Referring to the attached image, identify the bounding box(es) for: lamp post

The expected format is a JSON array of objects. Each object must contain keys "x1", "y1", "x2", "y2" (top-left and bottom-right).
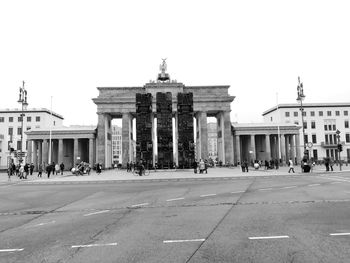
[
  {"x1": 296, "y1": 76, "x2": 307, "y2": 158},
  {"x1": 17, "y1": 81, "x2": 28, "y2": 164},
  {"x1": 336, "y1": 129, "x2": 342, "y2": 171}
]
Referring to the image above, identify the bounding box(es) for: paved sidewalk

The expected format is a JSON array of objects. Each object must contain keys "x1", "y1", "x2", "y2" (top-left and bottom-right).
[{"x1": 1, "y1": 164, "x2": 350, "y2": 184}]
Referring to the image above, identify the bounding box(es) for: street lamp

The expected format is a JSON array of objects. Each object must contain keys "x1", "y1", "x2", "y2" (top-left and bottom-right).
[
  {"x1": 296, "y1": 76, "x2": 307, "y2": 158},
  {"x1": 336, "y1": 129, "x2": 342, "y2": 171},
  {"x1": 18, "y1": 81, "x2": 28, "y2": 163}
]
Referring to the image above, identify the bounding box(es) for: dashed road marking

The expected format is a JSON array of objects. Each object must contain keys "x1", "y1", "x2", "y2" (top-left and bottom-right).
[
  {"x1": 259, "y1": 188, "x2": 273, "y2": 191},
  {"x1": 131, "y1": 203, "x2": 149, "y2": 207},
  {"x1": 331, "y1": 182, "x2": 342, "y2": 184},
  {"x1": 27, "y1": 221, "x2": 56, "y2": 228},
  {"x1": 200, "y1": 194, "x2": 217, "y2": 197},
  {"x1": 330, "y1": 233, "x2": 350, "y2": 236},
  {"x1": 307, "y1": 184, "x2": 320, "y2": 187},
  {"x1": 84, "y1": 210, "x2": 110, "y2": 217},
  {"x1": 163, "y1": 239, "x2": 205, "y2": 243},
  {"x1": 166, "y1": 198, "x2": 185, "y2": 202},
  {"x1": 231, "y1": 191, "x2": 245, "y2": 194},
  {"x1": 281, "y1": 186, "x2": 297, "y2": 189},
  {"x1": 249, "y1": 235, "x2": 289, "y2": 240},
  {"x1": 0, "y1": 248, "x2": 24, "y2": 252},
  {"x1": 71, "y1": 243, "x2": 118, "y2": 248}
]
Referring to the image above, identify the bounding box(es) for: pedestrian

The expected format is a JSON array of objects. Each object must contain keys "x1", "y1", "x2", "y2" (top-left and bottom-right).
[
  {"x1": 288, "y1": 159, "x2": 295, "y2": 173},
  {"x1": 199, "y1": 159, "x2": 205, "y2": 173},
  {"x1": 24, "y1": 163, "x2": 29, "y2": 179},
  {"x1": 38, "y1": 163, "x2": 43, "y2": 177},
  {"x1": 126, "y1": 162, "x2": 130, "y2": 172},
  {"x1": 46, "y1": 163, "x2": 52, "y2": 178},
  {"x1": 193, "y1": 160, "x2": 198, "y2": 174},
  {"x1": 60, "y1": 162, "x2": 65, "y2": 175},
  {"x1": 96, "y1": 163, "x2": 101, "y2": 174},
  {"x1": 324, "y1": 157, "x2": 330, "y2": 171},
  {"x1": 30, "y1": 163, "x2": 34, "y2": 175},
  {"x1": 19, "y1": 164, "x2": 24, "y2": 179},
  {"x1": 55, "y1": 163, "x2": 60, "y2": 175},
  {"x1": 204, "y1": 160, "x2": 208, "y2": 174},
  {"x1": 244, "y1": 160, "x2": 249, "y2": 172},
  {"x1": 330, "y1": 158, "x2": 334, "y2": 171}
]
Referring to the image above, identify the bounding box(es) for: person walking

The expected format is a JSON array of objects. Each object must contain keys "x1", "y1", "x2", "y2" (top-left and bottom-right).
[
  {"x1": 60, "y1": 162, "x2": 65, "y2": 175},
  {"x1": 38, "y1": 163, "x2": 43, "y2": 178},
  {"x1": 46, "y1": 163, "x2": 52, "y2": 178},
  {"x1": 288, "y1": 159, "x2": 295, "y2": 173},
  {"x1": 55, "y1": 163, "x2": 60, "y2": 175},
  {"x1": 30, "y1": 163, "x2": 34, "y2": 175},
  {"x1": 199, "y1": 159, "x2": 205, "y2": 174}
]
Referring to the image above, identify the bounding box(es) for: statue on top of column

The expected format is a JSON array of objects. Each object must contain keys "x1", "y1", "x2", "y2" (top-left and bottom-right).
[{"x1": 157, "y1": 58, "x2": 170, "y2": 82}]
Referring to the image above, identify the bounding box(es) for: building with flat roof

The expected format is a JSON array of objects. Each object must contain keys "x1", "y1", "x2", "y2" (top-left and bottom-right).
[
  {"x1": 0, "y1": 108, "x2": 64, "y2": 169},
  {"x1": 263, "y1": 103, "x2": 350, "y2": 161}
]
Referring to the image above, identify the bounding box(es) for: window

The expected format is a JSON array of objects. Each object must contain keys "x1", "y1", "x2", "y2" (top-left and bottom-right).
[
  {"x1": 328, "y1": 124, "x2": 332, "y2": 131},
  {"x1": 310, "y1": 111, "x2": 315, "y2": 117},
  {"x1": 303, "y1": 122, "x2": 307, "y2": 129},
  {"x1": 333, "y1": 124, "x2": 336, "y2": 130},
  {"x1": 302, "y1": 111, "x2": 306, "y2": 117},
  {"x1": 0, "y1": 117, "x2": 4, "y2": 122},
  {"x1": 27, "y1": 116, "x2": 31, "y2": 122},
  {"x1": 36, "y1": 116, "x2": 40, "y2": 122},
  {"x1": 285, "y1": 112, "x2": 290, "y2": 117},
  {"x1": 270, "y1": 117, "x2": 273, "y2": 122},
  {"x1": 324, "y1": 125, "x2": 328, "y2": 131},
  {"x1": 304, "y1": 134, "x2": 308, "y2": 144},
  {"x1": 325, "y1": 134, "x2": 328, "y2": 144},
  {"x1": 346, "y1": 134, "x2": 350, "y2": 143},
  {"x1": 327, "y1": 111, "x2": 332, "y2": 116},
  {"x1": 9, "y1": 117, "x2": 13, "y2": 122},
  {"x1": 345, "y1": 120, "x2": 349, "y2": 128},
  {"x1": 344, "y1": 110, "x2": 348, "y2": 116},
  {"x1": 312, "y1": 134, "x2": 317, "y2": 143},
  {"x1": 17, "y1": 140, "x2": 22, "y2": 151},
  {"x1": 313, "y1": 149, "x2": 318, "y2": 160},
  {"x1": 319, "y1": 111, "x2": 323, "y2": 116},
  {"x1": 18, "y1": 116, "x2": 23, "y2": 122},
  {"x1": 17, "y1": 127, "x2": 22, "y2": 135},
  {"x1": 311, "y1": 121, "x2": 316, "y2": 129},
  {"x1": 294, "y1": 112, "x2": 298, "y2": 117},
  {"x1": 8, "y1": 127, "x2": 13, "y2": 135},
  {"x1": 336, "y1": 111, "x2": 340, "y2": 116}
]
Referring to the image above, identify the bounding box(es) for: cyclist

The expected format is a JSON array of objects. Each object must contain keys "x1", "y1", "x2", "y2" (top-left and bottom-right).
[{"x1": 138, "y1": 160, "x2": 145, "y2": 176}]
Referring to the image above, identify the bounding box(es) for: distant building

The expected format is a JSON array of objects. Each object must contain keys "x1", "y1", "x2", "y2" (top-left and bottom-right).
[
  {"x1": 263, "y1": 103, "x2": 350, "y2": 161},
  {"x1": 112, "y1": 125, "x2": 122, "y2": 165},
  {"x1": 0, "y1": 108, "x2": 63, "y2": 169},
  {"x1": 207, "y1": 122, "x2": 217, "y2": 161}
]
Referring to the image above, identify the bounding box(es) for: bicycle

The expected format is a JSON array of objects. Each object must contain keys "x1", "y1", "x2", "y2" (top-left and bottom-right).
[{"x1": 132, "y1": 168, "x2": 150, "y2": 176}]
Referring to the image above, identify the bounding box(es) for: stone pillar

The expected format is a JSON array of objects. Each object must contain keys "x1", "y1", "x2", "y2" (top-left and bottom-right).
[
  {"x1": 152, "y1": 114, "x2": 156, "y2": 167},
  {"x1": 122, "y1": 113, "x2": 132, "y2": 168},
  {"x1": 33, "y1": 140, "x2": 38, "y2": 170},
  {"x1": 216, "y1": 112, "x2": 224, "y2": 164},
  {"x1": 96, "y1": 113, "x2": 106, "y2": 167},
  {"x1": 38, "y1": 140, "x2": 42, "y2": 166},
  {"x1": 250, "y1": 135, "x2": 256, "y2": 162},
  {"x1": 174, "y1": 113, "x2": 179, "y2": 166},
  {"x1": 290, "y1": 135, "x2": 295, "y2": 162},
  {"x1": 89, "y1": 138, "x2": 94, "y2": 165},
  {"x1": 58, "y1": 139, "x2": 63, "y2": 165},
  {"x1": 196, "y1": 111, "x2": 208, "y2": 160},
  {"x1": 280, "y1": 134, "x2": 286, "y2": 164},
  {"x1": 129, "y1": 116, "x2": 133, "y2": 163},
  {"x1": 235, "y1": 135, "x2": 241, "y2": 164},
  {"x1": 73, "y1": 138, "x2": 79, "y2": 165},
  {"x1": 223, "y1": 111, "x2": 234, "y2": 164},
  {"x1": 295, "y1": 134, "x2": 301, "y2": 163},
  {"x1": 27, "y1": 140, "x2": 32, "y2": 163},
  {"x1": 42, "y1": 139, "x2": 49, "y2": 166},
  {"x1": 265, "y1": 134, "x2": 271, "y2": 161}
]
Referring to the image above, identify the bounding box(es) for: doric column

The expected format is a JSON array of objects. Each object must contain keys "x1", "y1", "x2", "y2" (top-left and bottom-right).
[
  {"x1": 216, "y1": 112, "x2": 224, "y2": 164},
  {"x1": 96, "y1": 113, "x2": 106, "y2": 167},
  {"x1": 152, "y1": 114, "x2": 156, "y2": 167},
  {"x1": 33, "y1": 140, "x2": 38, "y2": 170},
  {"x1": 265, "y1": 134, "x2": 271, "y2": 161},
  {"x1": 250, "y1": 134, "x2": 256, "y2": 162},
  {"x1": 223, "y1": 111, "x2": 234, "y2": 164},
  {"x1": 295, "y1": 134, "x2": 301, "y2": 163},
  {"x1": 89, "y1": 138, "x2": 94, "y2": 165},
  {"x1": 280, "y1": 134, "x2": 286, "y2": 164},
  {"x1": 42, "y1": 139, "x2": 48, "y2": 166},
  {"x1": 122, "y1": 113, "x2": 132, "y2": 168},
  {"x1": 235, "y1": 135, "x2": 241, "y2": 164},
  {"x1": 196, "y1": 111, "x2": 208, "y2": 160},
  {"x1": 38, "y1": 140, "x2": 42, "y2": 166},
  {"x1": 58, "y1": 139, "x2": 63, "y2": 165},
  {"x1": 290, "y1": 135, "x2": 295, "y2": 162},
  {"x1": 73, "y1": 138, "x2": 79, "y2": 165},
  {"x1": 27, "y1": 140, "x2": 32, "y2": 164},
  {"x1": 174, "y1": 113, "x2": 179, "y2": 166}
]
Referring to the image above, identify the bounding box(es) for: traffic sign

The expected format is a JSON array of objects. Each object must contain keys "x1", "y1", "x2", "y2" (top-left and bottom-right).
[{"x1": 307, "y1": 142, "x2": 313, "y2": 148}]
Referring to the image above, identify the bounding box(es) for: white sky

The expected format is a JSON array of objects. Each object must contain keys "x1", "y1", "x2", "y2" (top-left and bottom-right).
[{"x1": 1, "y1": 0, "x2": 350, "y2": 126}]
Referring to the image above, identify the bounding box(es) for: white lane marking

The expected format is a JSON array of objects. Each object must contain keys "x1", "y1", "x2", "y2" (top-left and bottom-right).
[
  {"x1": 84, "y1": 210, "x2": 110, "y2": 217},
  {"x1": 330, "y1": 233, "x2": 350, "y2": 236},
  {"x1": 331, "y1": 182, "x2": 342, "y2": 184},
  {"x1": 231, "y1": 191, "x2": 245, "y2": 194},
  {"x1": 0, "y1": 248, "x2": 24, "y2": 252},
  {"x1": 131, "y1": 203, "x2": 149, "y2": 207},
  {"x1": 163, "y1": 239, "x2": 205, "y2": 243},
  {"x1": 307, "y1": 184, "x2": 320, "y2": 187},
  {"x1": 166, "y1": 198, "x2": 185, "y2": 202},
  {"x1": 72, "y1": 242, "x2": 118, "y2": 248},
  {"x1": 249, "y1": 235, "x2": 289, "y2": 240},
  {"x1": 259, "y1": 188, "x2": 273, "y2": 191},
  {"x1": 281, "y1": 186, "x2": 297, "y2": 189},
  {"x1": 28, "y1": 221, "x2": 56, "y2": 228},
  {"x1": 200, "y1": 194, "x2": 216, "y2": 197}
]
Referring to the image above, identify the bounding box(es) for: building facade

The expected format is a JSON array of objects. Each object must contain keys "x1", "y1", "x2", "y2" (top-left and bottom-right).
[
  {"x1": 0, "y1": 108, "x2": 63, "y2": 169},
  {"x1": 207, "y1": 122, "x2": 217, "y2": 161},
  {"x1": 263, "y1": 103, "x2": 350, "y2": 161},
  {"x1": 112, "y1": 125, "x2": 122, "y2": 165}
]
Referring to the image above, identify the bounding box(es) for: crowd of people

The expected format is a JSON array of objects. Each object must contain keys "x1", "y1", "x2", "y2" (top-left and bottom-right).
[{"x1": 7, "y1": 161, "x2": 65, "y2": 180}]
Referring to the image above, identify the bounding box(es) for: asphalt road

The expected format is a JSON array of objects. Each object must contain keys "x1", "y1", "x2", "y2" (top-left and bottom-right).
[{"x1": 1, "y1": 173, "x2": 350, "y2": 263}]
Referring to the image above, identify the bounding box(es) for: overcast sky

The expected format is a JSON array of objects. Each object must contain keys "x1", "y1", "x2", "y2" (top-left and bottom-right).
[{"x1": 1, "y1": 0, "x2": 349, "y2": 126}]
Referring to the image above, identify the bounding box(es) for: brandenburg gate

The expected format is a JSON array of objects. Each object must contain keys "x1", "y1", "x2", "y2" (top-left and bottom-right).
[{"x1": 92, "y1": 60, "x2": 235, "y2": 169}]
